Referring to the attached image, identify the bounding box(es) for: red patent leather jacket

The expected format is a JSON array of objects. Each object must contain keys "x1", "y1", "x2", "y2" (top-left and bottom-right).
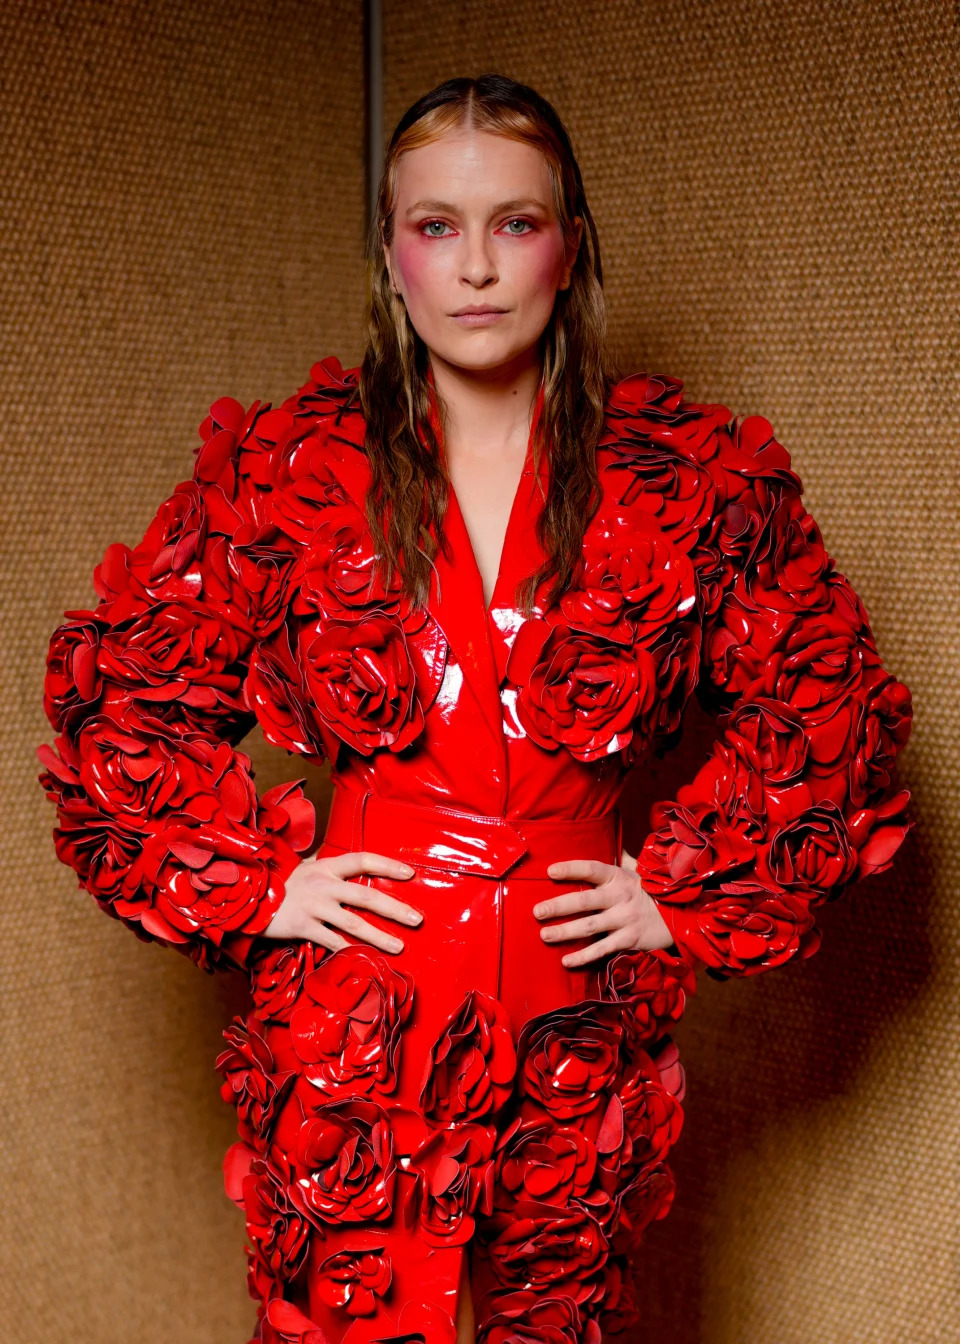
[{"x1": 39, "y1": 356, "x2": 913, "y2": 982}]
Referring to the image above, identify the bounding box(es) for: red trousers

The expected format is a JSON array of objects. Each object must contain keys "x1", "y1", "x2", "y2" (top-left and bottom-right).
[{"x1": 243, "y1": 789, "x2": 679, "y2": 1342}]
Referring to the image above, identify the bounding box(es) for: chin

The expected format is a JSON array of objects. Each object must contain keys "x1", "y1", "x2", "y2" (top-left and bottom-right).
[{"x1": 433, "y1": 333, "x2": 545, "y2": 375}]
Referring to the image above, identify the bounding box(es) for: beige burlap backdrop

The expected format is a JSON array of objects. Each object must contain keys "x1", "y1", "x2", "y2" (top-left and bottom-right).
[{"x1": 3, "y1": 1, "x2": 956, "y2": 1341}]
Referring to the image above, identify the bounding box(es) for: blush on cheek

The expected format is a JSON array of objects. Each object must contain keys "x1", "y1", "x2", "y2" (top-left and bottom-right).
[
  {"x1": 392, "y1": 235, "x2": 437, "y2": 305},
  {"x1": 513, "y1": 232, "x2": 567, "y2": 299}
]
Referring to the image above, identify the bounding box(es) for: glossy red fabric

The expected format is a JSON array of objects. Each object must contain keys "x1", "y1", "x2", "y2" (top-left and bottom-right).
[{"x1": 39, "y1": 355, "x2": 913, "y2": 1341}]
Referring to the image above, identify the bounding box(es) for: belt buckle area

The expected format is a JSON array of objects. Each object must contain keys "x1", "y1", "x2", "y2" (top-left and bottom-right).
[
  {"x1": 392, "y1": 825, "x2": 528, "y2": 880},
  {"x1": 362, "y1": 795, "x2": 530, "y2": 879}
]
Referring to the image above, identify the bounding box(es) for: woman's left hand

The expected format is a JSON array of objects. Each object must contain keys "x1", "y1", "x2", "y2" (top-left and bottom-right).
[{"x1": 534, "y1": 848, "x2": 675, "y2": 966}]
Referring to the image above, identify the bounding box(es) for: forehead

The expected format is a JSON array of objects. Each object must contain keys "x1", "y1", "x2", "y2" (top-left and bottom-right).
[{"x1": 395, "y1": 129, "x2": 555, "y2": 210}]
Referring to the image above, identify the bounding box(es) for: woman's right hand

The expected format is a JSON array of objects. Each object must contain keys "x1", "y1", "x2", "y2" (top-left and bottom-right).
[{"x1": 262, "y1": 850, "x2": 423, "y2": 954}]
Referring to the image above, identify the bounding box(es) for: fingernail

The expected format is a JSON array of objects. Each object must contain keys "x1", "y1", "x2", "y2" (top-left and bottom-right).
[
  {"x1": 389, "y1": 938, "x2": 403, "y2": 952},
  {"x1": 399, "y1": 864, "x2": 415, "y2": 876},
  {"x1": 533, "y1": 904, "x2": 544, "y2": 917},
  {"x1": 405, "y1": 910, "x2": 422, "y2": 924}
]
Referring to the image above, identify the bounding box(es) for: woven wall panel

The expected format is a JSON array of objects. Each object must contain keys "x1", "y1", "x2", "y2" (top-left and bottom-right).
[
  {"x1": 2, "y1": 1, "x2": 362, "y2": 1340},
  {"x1": 379, "y1": 2, "x2": 958, "y2": 1341}
]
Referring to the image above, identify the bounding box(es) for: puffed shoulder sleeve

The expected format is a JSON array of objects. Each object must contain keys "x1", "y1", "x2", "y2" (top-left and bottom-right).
[
  {"x1": 625, "y1": 381, "x2": 914, "y2": 980},
  {"x1": 38, "y1": 392, "x2": 321, "y2": 974}
]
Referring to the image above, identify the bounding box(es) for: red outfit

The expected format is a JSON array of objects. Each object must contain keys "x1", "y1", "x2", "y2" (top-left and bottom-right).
[{"x1": 39, "y1": 357, "x2": 913, "y2": 1342}]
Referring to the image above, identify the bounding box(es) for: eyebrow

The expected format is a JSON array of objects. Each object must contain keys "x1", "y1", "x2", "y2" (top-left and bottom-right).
[{"x1": 405, "y1": 197, "x2": 548, "y2": 217}]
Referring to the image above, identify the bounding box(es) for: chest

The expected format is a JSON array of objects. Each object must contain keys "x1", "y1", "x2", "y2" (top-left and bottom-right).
[
  {"x1": 446, "y1": 448, "x2": 529, "y2": 612},
  {"x1": 275, "y1": 435, "x2": 703, "y2": 773}
]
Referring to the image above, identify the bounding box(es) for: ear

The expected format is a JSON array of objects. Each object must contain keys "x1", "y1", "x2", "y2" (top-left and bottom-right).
[
  {"x1": 382, "y1": 238, "x2": 400, "y2": 296},
  {"x1": 559, "y1": 215, "x2": 585, "y2": 290}
]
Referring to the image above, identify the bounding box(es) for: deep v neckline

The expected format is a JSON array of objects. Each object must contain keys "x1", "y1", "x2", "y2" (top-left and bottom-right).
[
  {"x1": 433, "y1": 380, "x2": 545, "y2": 619},
  {"x1": 421, "y1": 376, "x2": 549, "y2": 756},
  {"x1": 443, "y1": 438, "x2": 534, "y2": 616}
]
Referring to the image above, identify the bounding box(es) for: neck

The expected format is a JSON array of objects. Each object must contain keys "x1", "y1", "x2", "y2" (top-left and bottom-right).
[{"x1": 427, "y1": 349, "x2": 543, "y2": 458}]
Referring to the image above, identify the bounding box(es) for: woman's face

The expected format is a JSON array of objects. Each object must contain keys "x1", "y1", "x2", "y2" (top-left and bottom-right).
[{"x1": 382, "y1": 128, "x2": 583, "y2": 377}]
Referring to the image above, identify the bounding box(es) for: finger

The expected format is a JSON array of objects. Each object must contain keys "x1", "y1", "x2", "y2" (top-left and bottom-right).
[
  {"x1": 335, "y1": 881, "x2": 423, "y2": 927},
  {"x1": 308, "y1": 918, "x2": 350, "y2": 954},
  {"x1": 546, "y1": 858, "x2": 615, "y2": 884},
  {"x1": 560, "y1": 930, "x2": 633, "y2": 967},
  {"x1": 533, "y1": 885, "x2": 615, "y2": 921},
  {"x1": 325, "y1": 850, "x2": 416, "y2": 881},
  {"x1": 539, "y1": 907, "x2": 621, "y2": 944},
  {"x1": 316, "y1": 902, "x2": 405, "y2": 955}
]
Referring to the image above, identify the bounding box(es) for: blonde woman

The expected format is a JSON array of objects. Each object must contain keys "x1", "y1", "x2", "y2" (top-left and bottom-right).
[{"x1": 40, "y1": 73, "x2": 913, "y2": 1343}]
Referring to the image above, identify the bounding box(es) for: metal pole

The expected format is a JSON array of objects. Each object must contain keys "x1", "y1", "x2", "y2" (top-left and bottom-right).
[{"x1": 364, "y1": 0, "x2": 383, "y2": 238}]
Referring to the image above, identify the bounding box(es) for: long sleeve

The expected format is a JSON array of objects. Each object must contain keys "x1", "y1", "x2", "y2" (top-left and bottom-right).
[
  {"x1": 38, "y1": 393, "x2": 318, "y2": 974},
  {"x1": 628, "y1": 391, "x2": 914, "y2": 981}
]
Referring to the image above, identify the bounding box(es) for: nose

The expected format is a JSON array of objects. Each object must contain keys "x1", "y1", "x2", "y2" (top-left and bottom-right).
[{"x1": 459, "y1": 225, "x2": 498, "y2": 288}]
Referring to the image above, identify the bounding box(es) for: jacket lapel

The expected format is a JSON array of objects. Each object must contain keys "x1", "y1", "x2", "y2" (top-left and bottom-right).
[
  {"x1": 429, "y1": 481, "x2": 508, "y2": 752},
  {"x1": 424, "y1": 373, "x2": 547, "y2": 754}
]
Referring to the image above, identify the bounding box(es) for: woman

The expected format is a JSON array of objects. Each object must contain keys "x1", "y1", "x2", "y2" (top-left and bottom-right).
[{"x1": 39, "y1": 74, "x2": 913, "y2": 1344}]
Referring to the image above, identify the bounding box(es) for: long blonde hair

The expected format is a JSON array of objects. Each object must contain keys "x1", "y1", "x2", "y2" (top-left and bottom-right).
[{"x1": 359, "y1": 73, "x2": 619, "y2": 616}]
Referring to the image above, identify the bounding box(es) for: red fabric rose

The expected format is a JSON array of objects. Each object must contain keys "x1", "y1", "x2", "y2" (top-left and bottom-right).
[
  {"x1": 44, "y1": 786, "x2": 146, "y2": 907},
  {"x1": 506, "y1": 619, "x2": 655, "y2": 763},
  {"x1": 517, "y1": 1002, "x2": 625, "y2": 1123},
  {"x1": 603, "y1": 434, "x2": 715, "y2": 555},
  {"x1": 269, "y1": 423, "x2": 352, "y2": 545},
  {"x1": 246, "y1": 625, "x2": 326, "y2": 760},
  {"x1": 313, "y1": 1244, "x2": 393, "y2": 1317},
  {"x1": 610, "y1": 1160, "x2": 677, "y2": 1249},
  {"x1": 410, "y1": 1120, "x2": 496, "y2": 1245},
  {"x1": 223, "y1": 1143, "x2": 311, "y2": 1285},
  {"x1": 298, "y1": 501, "x2": 404, "y2": 622},
  {"x1": 669, "y1": 887, "x2": 821, "y2": 974},
  {"x1": 476, "y1": 1289, "x2": 602, "y2": 1344},
  {"x1": 96, "y1": 599, "x2": 247, "y2": 733},
  {"x1": 850, "y1": 674, "x2": 913, "y2": 808},
  {"x1": 595, "y1": 1042, "x2": 684, "y2": 1191},
  {"x1": 289, "y1": 945, "x2": 414, "y2": 1100},
  {"x1": 588, "y1": 947, "x2": 696, "y2": 1044},
  {"x1": 759, "y1": 801, "x2": 858, "y2": 892},
  {"x1": 299, "y1": 615, "x2": 425, "y2": 757},
  {"x1": 493, "y1": 1114, "x2": 596, "y2": 1210},
  {"x1": 249, "y1": 941, "x2": 329, "y2": 1024},
  {"x1": 43, "y1": 612, "x2": 107, "y2": 732},
  {"x1": 638, "y1": 795, "x2": 757, "y2": 906},
  {"x1": 419, "y1": 990, "x2": 517, "y2": 1125},
  {"x1": 137, "y1": 769, "x2": 308, "y2": 947},
  {"x1": 229, "y1": 520, "x2": 300, "y2": 639},
  {"x1": 288, "y1": 1098, "x2": 396, "y2": 1227},
  {"x1": 720, "y1": 696, "x2": 810, "y2": 786},
  {"x1": 645, "y1": 619, "x2": 702, "y2": 747},
  {"x1": 558, "y1": 512, "x2": 697, "y2": 648},
  {"x1": 71, "y1": 712, "x2": 184, "y2": 819},
  {"x1": 125, "y1": 480, "x2": 212, "y2": 600},
  {"x1": 748, "y1": 492, "x2": 831, "y2": 612},
  {"x1": 477, "y1": 1199, "x2": 609, "y2": 1304},
  {"x1": 215, "y1": 1014, "x2": 296, "y2": 1153}
]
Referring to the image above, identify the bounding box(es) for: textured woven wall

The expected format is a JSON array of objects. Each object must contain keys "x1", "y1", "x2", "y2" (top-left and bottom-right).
[
  {"x1": 5, "y1": 1, "x2": 957, "y2": 1342},
  {"x1": 2, "y1": 1, "x2": 362, "y2": 1340},
  {"x1": 381, "y1": 2, "x2": 958, "y2": 1341}
]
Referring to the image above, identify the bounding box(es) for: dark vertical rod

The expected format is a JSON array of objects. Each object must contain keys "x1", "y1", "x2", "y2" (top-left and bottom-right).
[{"x1": 364, "y1": 0, "x2": 383, "y2": 238}]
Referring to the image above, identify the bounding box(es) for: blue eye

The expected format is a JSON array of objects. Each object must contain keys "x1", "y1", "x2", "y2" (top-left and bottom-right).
[
  {"x1": 420, "y1": 220, "x2": 452, "y2": 237},
  {"x1": 504, "y1": 218, "x2": 534, "y2": 235}
]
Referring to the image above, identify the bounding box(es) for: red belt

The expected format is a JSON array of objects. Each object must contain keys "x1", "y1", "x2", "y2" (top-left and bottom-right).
[{"x1": 322, "y1": 788, "x2": 622, "y2": 881}]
